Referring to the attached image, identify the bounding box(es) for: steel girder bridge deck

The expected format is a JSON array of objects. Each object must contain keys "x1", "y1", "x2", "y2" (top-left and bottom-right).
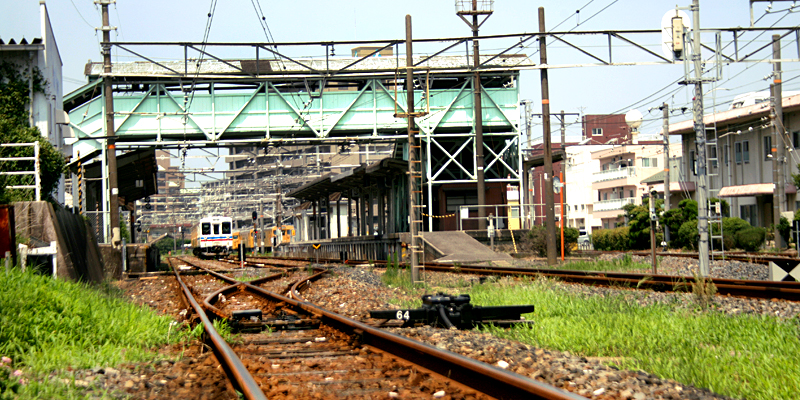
[{"x1": 65, "y1": 43, "x2": 528, "y2": 231}]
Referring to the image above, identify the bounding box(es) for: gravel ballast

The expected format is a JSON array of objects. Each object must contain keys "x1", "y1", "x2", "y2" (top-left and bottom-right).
[{"x1": 65, "y1": 255, "x2": 800, "y2": 399}]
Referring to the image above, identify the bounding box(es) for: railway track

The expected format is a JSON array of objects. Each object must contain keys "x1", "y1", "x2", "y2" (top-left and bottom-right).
[
  {"x1": 167, "y1": 256, "x2": 583, "y2": 400},
  {"x1": 629, "y1": 250, "x2": 800, "y2": 266},
  {"x1": 235, "y1": 254, "x2": 800, "y2": 302}
]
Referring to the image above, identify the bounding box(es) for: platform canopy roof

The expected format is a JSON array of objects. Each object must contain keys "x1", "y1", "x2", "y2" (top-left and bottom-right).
[{"x1": 288, "y1": 157, "x2": 407, "y2": 202}]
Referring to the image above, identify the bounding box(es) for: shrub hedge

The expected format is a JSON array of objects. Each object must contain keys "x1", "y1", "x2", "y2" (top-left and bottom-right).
[
  {"x1": 591, "y1": 227, "x2": 630, "y2": 251},
  {"x1": 735, "y1": 227, "x2": 765, "y2": 251}
]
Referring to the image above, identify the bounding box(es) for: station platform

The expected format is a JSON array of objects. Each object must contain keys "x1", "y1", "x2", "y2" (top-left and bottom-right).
[
  {"x1": 280, "y1": 230, "x2": 512, "y2": 266},
  {"x1": 420, "y1": 231, "x2": 513, "y2": 265}
]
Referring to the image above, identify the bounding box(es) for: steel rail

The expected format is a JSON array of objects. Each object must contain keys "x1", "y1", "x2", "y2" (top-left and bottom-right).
[
  {"x1": 178, "y1": 256, "x2": 583, "y2": 400},
  {"x1": 242, "y1": 281, "x2": 586, "y2": 400},
  {"x1": 170, "y1": 261, "x2": 267, "y2": 400},
  {"x1": 410, "y1": 263, "x2": 800, "y2": 301},
  {"x1": 244, "y1": 255, "x2": 800, "y2": 302},
  {"x1": 630, "y1": 250, "x2": 799, "y2": 265}
]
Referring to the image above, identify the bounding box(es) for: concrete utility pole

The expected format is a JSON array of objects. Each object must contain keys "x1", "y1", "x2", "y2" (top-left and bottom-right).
[
  {"x1": 520, "y1": 100, "x2": 534, "y2": 228},
  {"x1": 661, "y1": 103, "x2": 671, "y2": 244},
  {"x1": 98, "y1": 0, "x2": 120, "y2": 249},
  {"x1": 538, "y1": 7, "x2": 558, "y2": 266},
  {"x1": 689, "y1": 0, "x2": 710, "y2": 276},
  {"x1": 771, "y1": 34, "x2": 785, "y2": 247},
  {"x1": 457, "y1": 1, "x2": 492, "y2": 230}
]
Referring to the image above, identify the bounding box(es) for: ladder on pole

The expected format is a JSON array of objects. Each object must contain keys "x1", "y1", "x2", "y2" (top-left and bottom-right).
[
  {"x1": 706, "y1": 127, "x2": 725, "y2": 260},
  {"x1": 409, "y1": 138, "x2": 426, "y2": 283}
]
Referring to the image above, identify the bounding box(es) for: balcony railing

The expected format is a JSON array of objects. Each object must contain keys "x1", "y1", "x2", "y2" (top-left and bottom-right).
[
  {"x1": 592, "y1": 167, "x2": 638, "y2": 183},
  {"x1": 593, "y1": 197, "x2": 636, "y2": 212}
]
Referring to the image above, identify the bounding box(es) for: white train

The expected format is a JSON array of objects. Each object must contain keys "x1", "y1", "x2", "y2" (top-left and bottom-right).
[{"x1": 190, "y1": 215, "x2": 233, "y2": 258}]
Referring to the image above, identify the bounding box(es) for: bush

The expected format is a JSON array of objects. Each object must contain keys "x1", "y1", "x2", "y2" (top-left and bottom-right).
[
  {"x1": 677, "y1": 220, "x2": 699, "y2": 250},
  {"x1": 660, "y1": 199, "x2": 698, "y2": 249},
  {"x1": 523, "y1": 226, "x2": 580, "y2": 256},
  {"x1": 715, "y1": 217, "x2": 750, "y2": 250},
  {"x1": 778, "y1": 216, "x2": 791, "y2": 246},
  {"x1": 591, "y1": 227, "x2": 630, "y2": 251},
  {"x1": 735, "y1": 227, "x2": 765, "y2": 251},
  {"x1": 625, "y1": 204, "x2": 653, "y2": 250},
  {"x1": 523, "y1": 226, "x2": 547, "y2": 256},
  {"x1": 563, "y1": 227, "x2": 579, "y2": 252},
  {"x1": 722, "y1": 217, "x2": 750, "y2": 237}
]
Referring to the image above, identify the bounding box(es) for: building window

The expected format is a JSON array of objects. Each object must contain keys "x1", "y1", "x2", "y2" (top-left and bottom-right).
[
  {"x1": 592, "y1": 128, "x2": 603, "y2": 136},
  {"x1": 641, "y1": 157, "x2": 658, "y2": 168},
  {"x1": 629, "y1": 189, "x2": 634, "y2": 198},
  {"x1": 603, "y1": 192, "x2": 608, "y2": 201},
  {"x1": 764, "y1": 136, "x2": 772, "y2": 161},
  {"x1": 690, "y1": 150, "x2": 697, "y2": 175},
  {"x1": 793, "y1": 131, "x2": 800, "y2": 148},
  {"x1": 743, "y1": 140, "x2": 750, "y2": 163},
  {"x1": 735, "y1": 142, "x2": 742, "y2": 164},
  {"x1": 740, "y1": 204, "x2": 757, "y2": 226},
  {"x1": 724, "y1": 144, "x2": 729, "y2": 166}
]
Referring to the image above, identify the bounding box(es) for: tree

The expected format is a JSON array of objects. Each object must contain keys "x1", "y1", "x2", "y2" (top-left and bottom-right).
[
  {"x1": 0, "y1": 61, "x2": 65, "y2": 204},
  {"x1": 793, "y1": 163, "x2": 800, "y2": 190},
  {"x1": 623, "y1": 202, "x2": 651, "y2": 250},
  {"x1": 523, "y1": 225, "x2": 579, "y2": 256},
  {"x1": 660, "y1": 199, "x2": 698, "y2": 249}
]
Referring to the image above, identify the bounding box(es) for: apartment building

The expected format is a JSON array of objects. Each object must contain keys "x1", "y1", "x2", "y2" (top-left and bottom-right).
[
  {"x1": 589, "y1": 143, "x2": 684, "y2": 230},
  {"x1": 670, "y1": 92, "x2": 800, "y2": 228}
]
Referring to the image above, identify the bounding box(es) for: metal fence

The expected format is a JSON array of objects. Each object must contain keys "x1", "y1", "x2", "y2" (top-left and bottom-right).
[
  {"x1": 0, "y1": 142, "x2": 41, "y2": 201},
  {"x1": 84, "y1": 210, "x2": 107, "y2": 243},
  {"x1": 456, "y1": 203, "x2": 562, "y2": 231}
]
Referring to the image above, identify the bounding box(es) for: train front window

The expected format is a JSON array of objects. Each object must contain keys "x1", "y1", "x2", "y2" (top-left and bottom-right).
[
  {"x1": 202, "y1": 223, "x2": 211, "y2": 235},
  {"x1": 222, "y1": 222, "x2": 231, "y2": 234},
  {"x1": 213, "y1": 224, "x2": 220, "y2": 234}
]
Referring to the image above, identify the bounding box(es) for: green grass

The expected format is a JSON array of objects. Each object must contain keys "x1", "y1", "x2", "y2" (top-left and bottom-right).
[
  {"x1": 471, "y1": 277, "x2": 800, "y2": 400},
  {"x1": 381, "y1": 264, "x2": 425, "y2": 291},
  {"x1": 0, "y1": 268, "x2": 181, "y2": 399},
  {"x1": 558, "y1": 253, "x2": 650, "y2": 272}
]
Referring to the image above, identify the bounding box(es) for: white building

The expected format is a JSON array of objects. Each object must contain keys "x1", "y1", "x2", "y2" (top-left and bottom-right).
[
  {"x1": 0, "y1": 2, "x2": 68, "y2": 203},
  {"x1": 565, "y1": 141, "x2": 683, "y2": 234}
]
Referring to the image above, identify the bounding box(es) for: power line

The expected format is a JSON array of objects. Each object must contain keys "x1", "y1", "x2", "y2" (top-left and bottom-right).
[
  {"x1": 186, "y1": 0, "x2": 219, "y2": 112},
  {"x1": 250, "y1": 0, "x2": 275, "y2": 43},
  {"x1": 69, "y1": 0, "x2": 94, "y2": 29}
]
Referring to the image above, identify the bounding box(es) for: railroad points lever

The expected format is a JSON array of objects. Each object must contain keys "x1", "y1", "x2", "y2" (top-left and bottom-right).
[{"x1": 369, "y1": 292, "x2": 535, "y2": 329}]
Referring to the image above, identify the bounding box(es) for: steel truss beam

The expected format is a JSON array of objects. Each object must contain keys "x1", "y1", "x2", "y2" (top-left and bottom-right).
[
  {"x1": 83, "y1": 26, "x2": 800, "y2": 83},
  {"x1": 69, "y1": 72, "x2": 522, "y2": 214}
]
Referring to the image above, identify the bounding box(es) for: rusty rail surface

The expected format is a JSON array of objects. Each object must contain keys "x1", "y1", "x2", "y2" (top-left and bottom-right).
[
  {"x1": 170, "y1": 256, "x2": 585, "y2": 400},
  {"x1": 169, "y1": 259, "x2": 267, "y2": 400}
]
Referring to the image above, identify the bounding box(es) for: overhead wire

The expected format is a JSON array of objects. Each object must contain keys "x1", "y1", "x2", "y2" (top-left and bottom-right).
[
  {"x1": 250, "y1": 0, "x2": 276, "y2": 43},
  {"x1": 69, "y1": 0, "x2": 95, "y2": 29},
  {"x1": 186, "y1": 0, "x2": 219, "y2": 113}
]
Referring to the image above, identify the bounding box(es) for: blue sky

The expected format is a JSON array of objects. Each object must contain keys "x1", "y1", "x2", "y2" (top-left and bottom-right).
[{"x1": 2, "y1": 0, "x2": 798, "y2": 141}]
